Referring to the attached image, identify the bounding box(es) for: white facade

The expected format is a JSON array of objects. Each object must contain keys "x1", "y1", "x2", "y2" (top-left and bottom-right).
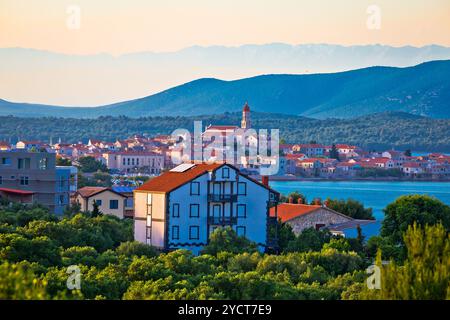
[{"x1": 103, "y1": 152, "x2": 164, "y2": 173}]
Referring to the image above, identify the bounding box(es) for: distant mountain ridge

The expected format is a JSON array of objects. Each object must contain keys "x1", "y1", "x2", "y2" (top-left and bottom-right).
[
  {"x1": 2, "y1": 43, "x2": 450, "y2": 106},
  {"x1": 1, "y1": 60, "x2": 449, "y2": 119}
]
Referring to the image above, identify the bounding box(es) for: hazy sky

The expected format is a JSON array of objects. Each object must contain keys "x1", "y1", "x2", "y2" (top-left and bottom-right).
[{"x1": 1, "y1": 0, "x2": 449, "y2": 55}]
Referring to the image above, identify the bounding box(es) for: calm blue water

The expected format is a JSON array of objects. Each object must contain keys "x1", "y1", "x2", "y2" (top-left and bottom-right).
[{"x1": 270, "y1": 181, "x2": 450, "y2": 239}]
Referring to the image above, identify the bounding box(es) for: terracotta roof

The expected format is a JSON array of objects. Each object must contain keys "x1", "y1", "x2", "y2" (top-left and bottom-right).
[
  {"x1": 136, "y1": 163, "x2": 224, "y2": 193},
  {"x1": 205, "y1": 125, "x2": 238, "y2": 131},
  {"x1": 403, "y1": 162, "x2": 421, "y2": 168},
  {"x1": 0, "y1": 188, "x2": 35, "y2": 195},
  {"x1": 76, "y1": 187, "x2": 125, "y2": 198},
  {"x1": 243, "y1": 102, "x2": 250, "y2": 112},
  {"x1": 270, "y1": 203, "x2": 322, "y2": 221}
]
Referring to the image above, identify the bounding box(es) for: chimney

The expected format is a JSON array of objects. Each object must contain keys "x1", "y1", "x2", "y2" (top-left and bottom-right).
[
  {"x1": 297, "y1": 198, "x2": 303, "y2": 204},
  {"x1": 314, "y1": 198, "x2": 322, "y2": 206},
  {"x1": 261, "y1": 175, "x2": 269, "y2": 187},
  {"x1": 288, "y1": 197, "x2": 294, "y2": 204}
]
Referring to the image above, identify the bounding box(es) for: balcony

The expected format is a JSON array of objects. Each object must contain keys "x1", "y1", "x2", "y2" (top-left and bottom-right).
[
  {"x1": 208, "y1": 216, "x2": 238, "y2": 225},
  {"x1": 208, "y1": 194, "x2": 238, "y2": 202}
]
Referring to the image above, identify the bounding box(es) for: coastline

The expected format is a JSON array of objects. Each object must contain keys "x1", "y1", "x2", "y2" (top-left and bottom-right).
[{"x1": 251, "y1": 175, "x2": 450, "y2": 182}]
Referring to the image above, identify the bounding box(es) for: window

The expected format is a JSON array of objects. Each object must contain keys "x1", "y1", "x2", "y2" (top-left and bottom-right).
[
  {"x1": 222, "y1": 167, "x2": 230, "y2": 178},
  {"x1": 125, "y1": 198, "x2": 133, "y2": 208},
  {"x1": 59, "y1": 195, "x2": 65, "y2": 205},
  {"x1": 1, "y1": 157, "x2": 11, "y2": 165},
  {"x1": 19, "y1": 176, "x2": 29, "y2": 186},
  {"x1": 172, "y1": 203, "x2": 180, "y2": 217},
  {"x1": 17, "y1": 158, "x2": 31, "y2": 169},
  {"x1": 110, "y1": 199, "x2": 119, "y2": 209},
  {"x1": 136, "y1": 158, "x2": 140, "y2": 166},
  {"x1": 190, "y1": 182, "x2": 200, "y2": 195},
  {"x1": 122, "y1": 158, "x2": 126, "y2": 165},
  {"x1": 189, "y1": 226, "x2": 200, "y2": 240},
  {"x1": 39, "y1": 158, "x2": 48, "y2": 170},
  {"x1": 0, "y1": 176, "x2": 2, "y2": 184},
  {"x1": 190, "y1": 204, "x2": 200, "y2": 218},
  {"x1": 237, "y1": 204, "x2": 246, "y2": 218},
  {"x1": 95, "y1": 199, "x2": 102, "y2": 206},
  {"x1": 172, "y1": 226, "x2": 180, "y2": 240},
  {"x1": 237, "y1": 182, "x2": 247, "y2": 195},
  {"x1": 236, "y1": 226, "x2": 246, "y2": 237}
]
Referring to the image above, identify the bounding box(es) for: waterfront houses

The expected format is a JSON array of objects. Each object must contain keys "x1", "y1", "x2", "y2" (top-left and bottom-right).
[{"x1": 133, "y1": 163, "x2": 279, "y2": 254}]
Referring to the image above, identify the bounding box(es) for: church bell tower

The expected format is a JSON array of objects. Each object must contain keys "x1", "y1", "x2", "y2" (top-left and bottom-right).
[{"x1": 241, "y1": 102, "x2": 251, "y2": 129}]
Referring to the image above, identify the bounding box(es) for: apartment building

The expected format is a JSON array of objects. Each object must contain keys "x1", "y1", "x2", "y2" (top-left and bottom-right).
[
  {"x1": 0, "y1": 150, "x2": 73, "y2": 214},
  {"x1": 133, "y1": 163, "x2": 279, "y2": 254},
  {"x1": 103, "y1": 151, "x2": 164, "y2": 174}
]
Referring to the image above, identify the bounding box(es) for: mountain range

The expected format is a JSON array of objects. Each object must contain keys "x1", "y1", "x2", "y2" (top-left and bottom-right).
[
  {"x1": 2, "y1": 43, "x2": 450, "y2": 106},
  {"x1": 1, "y1": 59, "x2": 449, "y2": 119}
]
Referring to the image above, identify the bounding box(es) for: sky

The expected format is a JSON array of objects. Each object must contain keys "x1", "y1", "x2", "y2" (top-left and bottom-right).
[{"x1": 1, "y1": 0, "x2": 449, "y2": 55}]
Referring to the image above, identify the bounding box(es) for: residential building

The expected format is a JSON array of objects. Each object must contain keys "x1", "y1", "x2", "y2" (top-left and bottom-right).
[
  {"x1": 103, "y1": 151, "x2": 164, "y2": 174},
  {"x1": 402, "y1": 162, "x2": 424, "y2": 177},
  {"x1": 270, "y1": 200, "x2": 374, "y2": 236},
  {"x1": 133, "y1": 163, "x2": 279, "y2": 254},
  {"x1": 112, "y1": 186, "x2": 136, "y2": 218},
  {"x1": 75, "y1": 187, "x2": 126, "y2": 218},
  {"x1": 294, "y1": 144, "x2": 325, "y2": 157},
  {"x1": 16, "y1": 140, "x2": 46, "y2": 150},
  {"x1": 0, "y1": 150, "x2": 71, "y2": 214},
  {"x1": 0, "y1": 188, "x2": 35, "y2": 204}
]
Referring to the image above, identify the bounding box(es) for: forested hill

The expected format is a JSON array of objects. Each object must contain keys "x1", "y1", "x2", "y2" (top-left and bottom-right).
[
  {"x1": 0, "y1": 112, "x2": 449, "y2": 152},
  {"x1": 1, "y1": 60, "x2": 450, "y2": 119}
]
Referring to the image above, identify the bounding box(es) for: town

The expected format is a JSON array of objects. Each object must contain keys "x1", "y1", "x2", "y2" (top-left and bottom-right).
[{"x1": 1, "y1": 103, "x2": 449, "y2": 253}]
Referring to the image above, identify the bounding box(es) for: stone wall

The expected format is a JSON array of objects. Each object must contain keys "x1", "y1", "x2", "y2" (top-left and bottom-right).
[{"x1": 286, "y1": 208, "x2": 352, "y2": 235}]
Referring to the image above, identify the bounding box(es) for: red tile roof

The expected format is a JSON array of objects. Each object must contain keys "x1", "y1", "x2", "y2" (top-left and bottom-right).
[
  {"x1": 206, "y1": 125, "x2": 238, "y2": 131},
  {"x1": 136, "y1": 163, "x2": 224, "y2": 193},
  {"x1": 76, "y1": 187, "x2": 125, "y2": 198},
  {"x1": 270, "y1": 203, "x2": 322, "y2": 221},
  {"x1": 0, "y1": 188, "x2": 35, "y2": 195}
]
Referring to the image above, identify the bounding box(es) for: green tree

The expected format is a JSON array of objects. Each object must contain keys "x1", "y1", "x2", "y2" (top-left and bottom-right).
[
  {"x1": 381, "y1": 195, "x2": 450, "y2": 244},
  {"x1": 404, "y1": 149, "x2": 412, "y2": 157},
  {"x1": 202, "y1": 227, "x2": 258, "y2": 255},
  {"x1": 280, "y1": 191, "x2": 307, "y2": 204},
  {"x1": 326, "y1": 198, "x2": 374, "y2": 220},
  {"x1": 350, "y1": 223, "x2": 450, "y2": 300},
  {"x1": 56, "y1": 157, "x2": 72, "y2": 166},
  {"x1": 329, "y1": 144, "x2": 340, "y2": 160},
  {"x1": 91, "y1": 200, "x2": 102, "y2": 218},
  {"x1": 78, "y1": 156, "x2": 108, "y2": 173},
  {"x1": 115, "y1": 241, "x2": 158, "y2": 258},
  {"x1": 0, "y1": 261, "x2": 48, "y2": 299},
  {"x1": 286, "y1": 228, "x2": 332, "y2": 252}
]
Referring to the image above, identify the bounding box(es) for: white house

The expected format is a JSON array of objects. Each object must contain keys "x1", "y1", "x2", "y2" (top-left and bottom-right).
[{"x1": 133, "y1": 163, "x2": 279, "y2": 254}]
